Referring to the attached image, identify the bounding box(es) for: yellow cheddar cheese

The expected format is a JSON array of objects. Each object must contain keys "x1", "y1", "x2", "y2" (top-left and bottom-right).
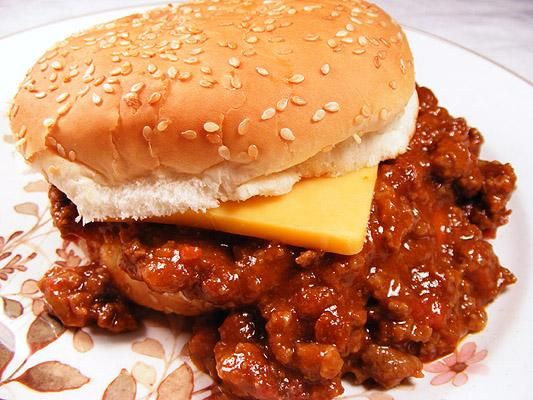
[{"x1": 149, "y1": 166, "x2": 378, "y2": 255}]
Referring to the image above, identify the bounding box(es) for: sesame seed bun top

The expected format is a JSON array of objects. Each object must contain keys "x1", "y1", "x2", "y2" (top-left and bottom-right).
[{"x1": 10, "y1": 0, "x2": 415, "y2": 219}]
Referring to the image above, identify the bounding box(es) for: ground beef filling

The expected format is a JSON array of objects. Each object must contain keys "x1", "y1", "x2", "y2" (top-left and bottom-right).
[{"x1": 41, "y1": 87, "x2": 516, "y2": 399}]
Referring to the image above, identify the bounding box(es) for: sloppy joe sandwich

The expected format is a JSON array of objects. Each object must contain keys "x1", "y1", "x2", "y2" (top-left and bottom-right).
[{"x1": 9, "y1": 1, "x2": 516, "y2": 398}]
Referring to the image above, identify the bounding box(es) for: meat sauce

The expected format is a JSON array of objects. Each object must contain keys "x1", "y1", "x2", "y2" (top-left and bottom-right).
[{"x1": 40, "y1": 87, "x2": 516, "y2": 399}]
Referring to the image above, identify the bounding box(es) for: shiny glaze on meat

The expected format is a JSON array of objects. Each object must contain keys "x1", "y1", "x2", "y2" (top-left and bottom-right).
[{"x1": 41, "y1": 87, "x2": 516, "y2": 399}]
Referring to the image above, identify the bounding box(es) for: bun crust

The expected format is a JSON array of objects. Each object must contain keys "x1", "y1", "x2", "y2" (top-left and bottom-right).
[{"x1": 11, "y1": 0, "x2": 414, "y2": 189}]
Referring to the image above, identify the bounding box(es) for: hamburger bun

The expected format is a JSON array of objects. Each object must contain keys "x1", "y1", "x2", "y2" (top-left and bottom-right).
[
  {"x1": 100, "y1": 241, "x2": 213, "y2": 315},
  {"x1": 10, "y1": 0, "x2": 415, "y2": 221}
]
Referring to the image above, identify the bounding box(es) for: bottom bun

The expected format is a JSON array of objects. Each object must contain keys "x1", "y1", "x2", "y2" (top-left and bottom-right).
[{"x1": 100, "y1": 242, "x2": 213, "y2": 315}]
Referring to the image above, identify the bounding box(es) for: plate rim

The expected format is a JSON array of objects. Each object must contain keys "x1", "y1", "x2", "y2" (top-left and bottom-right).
[{"x1": 0, "y1": 6, "x2": 531, "y2": 399}]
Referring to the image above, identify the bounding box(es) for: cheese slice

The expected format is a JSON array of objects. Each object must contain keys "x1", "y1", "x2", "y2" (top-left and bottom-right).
[{"x1": 149, "y1": 166, "x2": 377, "y2": 255}]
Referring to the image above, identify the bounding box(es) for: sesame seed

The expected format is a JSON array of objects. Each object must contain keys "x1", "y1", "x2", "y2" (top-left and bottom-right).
[
  {"x1": 341, "y1": 37, "x2": 354, "y2": 44},
  {"x1": 379, "y1": 108, "x2": 390, "y2": 121},
  {"x1": 43, "y1": 118, "x2": 56, "y2": 128},
  {"x1": 247, "y1": 144, "x2": 259, "y2": 160},
  {"x1": 230, "y1": 75, "x2": 242, "y2": 89},
  {"x1": 218, "y1": 145, "x2": 231, "y2": 160},
  {"x1": 183, "y1": 57, "x2": 199, "y2": 64},
  {"x1": 256, "y1": 67, "x2": 269, "y2": 76},
  {"x1": 276, "y1": 48, "x2": 293, "y2": 55},
  {"x1": 178, "y1": 71, "x2": 192, "y2": 81},
  {"x1": 288, "y1": 74, "x2": 304, "y2": 84},
  {"x1": 381, "y1": 38, "x2": 391, "y2": 47},
  {"x1": 110, "y1": 68, "x2": 122, "y2": 76},
  {"x1": 68, "y1": 150, "x2": 76, "y2": 161},
  {"x1": 121, "y1": 62, "x2": 132, "y2": 75},
  {"x1": 242, "y1": 48, "x2": 257, "y2": 57},
  {"x1": 352, "y1": 49, "x2": 366, "y2": 55},
  {"x1": 10, "y1": 104, "x2": 19, "y2": 118},
  {"x1": 304, "y1": 33, "x2": 320, "y2": 41},
  {"x1": 57, "y1": 103, "x2": 72, "y2": 116},
  {"x1": 157, "y1": 120, "x2": 169, "y2": 131},
  {"x1": 204, "y1": 122, "x2": 220, "y2": 132},
  {"x1": 228, "y1": 57, "x2": 241, "y2": 68},
  {"x1": 148, "y1": 92, "x2": 161, "y2": 104},
  {"x1": 324, "y1": 102, "x2": 340, "y2": 112},
  {"x1": 123, "y1": 92, "x2": 140, "y2": 109},
  {"x1": 103, "y1": 83, "x2": 114, "y2": 93},
  {"x1": 93, "y1": 76, "x2": 105, "y2": 86},
  {"x1": 358, "y1": 35, "x2": 368, "y2": 46},
  {"x1": 201, "y1": 66, "x2": 212, "y2": 74},
  {"x1": 336, "y1": 30, "x2": 348, "y2": 37},
  {"x1": 245, "y1": 36, "x2": 258, "y2": 44},
  {"x1": 168, "y1": 66, "x2": 178, "y2": 79},
  {"x1": 400, "y1": 58, "x2": 407, "y2": 75},
  {"x1": 389, "y1": 80, "x2": 398, "y2": 90},
  {"x1": 78, "y1": 85, "x2": 90, "y2": 96},
  {"x1": 374, "y1": 56, "x2": 381, "y2": 69},
  {"x1": 238, "y1": 118, "x2": 250, "y2": 135},
  {"x1": 361, "y1": 105, "x2": 371, "y2": 117},
  {"x1": 369, "y1": 37, "x2": 380, "y2": 47},
  {"x1": 51, "y1": 61, "x2": 63, "y2": 70},
  {"x1": 147, "y1": 64, "x2": 157, "y2": 73},
  {"x1": 261, "y1": 108, "x2": 276, "y2": 120},
  {"x1": 200, "y1": 79, "x2": 214, "y2": 88},
  {"x1": 130, "y1": 82, "x2": 145, "y2": 93},
  {"x1": 290, "y1": 96, "x2": 307, "y2": 106},
  {"x1": 206, "y1": 133, "x2": 222, "y2": 144},
  {"x1": 190, "y1": 47, "x2": 203, "y2": 55},
  {"x1": 320, "y1": 63, "x2": 330, "y2": 75},
  {"x1": 142, "y1": 126, "x2": 152, "y2": 140},
  {"x1": 83, "y1": 63, "x2": 93, "y2": 74},
  {"x1": 353, "y1": 133, "x2": 362, "y2": 144},
  {"x1": 327, "y1": 39, "x2": 337, "y2": 48},
  {"x1": 92, "y1": 93, "x2": 102, "y2": 106},
  {"x1": 56, "y1": 143, "x2": 66, "y2": 157},
  {"x1": 279, "y1": 128, "x2": 295, "y2": 141},
  {"x1": 46, "y1": 136, "x2": 57, "y2": 146},
  {"x1": 181, "y1": 130, "x2": 197, "y2": 140},
  {"x1": 35, "y1": 92, "x2": 46, "y2": 99},
  {"x1": 312, "y1": 109, "x2": 326, "y2": 122},
  {"x1": 276, "y1": 98, "x2": 288, "y2": 111}
]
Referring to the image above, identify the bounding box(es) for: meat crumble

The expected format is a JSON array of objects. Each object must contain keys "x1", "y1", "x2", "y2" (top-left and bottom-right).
[{"x1": 40, "y1": 87, "x2": 516, "y2": 399}]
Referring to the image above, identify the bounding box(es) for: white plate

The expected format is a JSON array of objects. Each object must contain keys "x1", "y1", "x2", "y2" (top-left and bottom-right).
[{"x1": 0, "y1": 5, "x2": 532, "y2": 400}]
